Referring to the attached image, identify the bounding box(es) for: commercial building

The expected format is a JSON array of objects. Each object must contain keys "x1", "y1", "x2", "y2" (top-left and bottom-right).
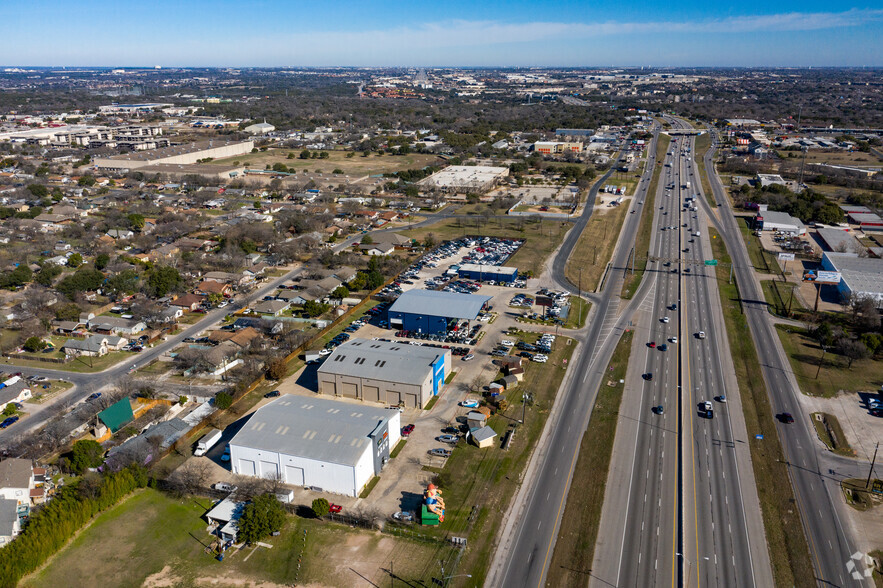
[
  {"x1": 98, "y1": 103, "x2": 173, "y2": 115},
  {"x1": 93, "y1": 140, "x2": 254, "y2": 172},
  {"x1": 532, "y1": 141, "x2": 583, "y2": 155},
  {"x1": 228, "y1": 396, "x2": 401, "y2": 497},
  {"x1": 754, "y1": 211, "x2": 806, "y2": 235},
  {"x1": 317, "y1": 338, "x2": 451, "y2": 408},
  {"x1": 756, "y1": 174, "x2": 788, "y2": 188},
  {"x1": 821, "y1": 252, "x2": 883, "y2": 308},
  {"x1": 457, "y1": 264, "x2": 518, "y2": 284},
  {"x1": 418, "y1": 165, "x2": 509, "y2": 193},
  {"x1": 387, "y1": 289, "x2": 492, "y2": 335}
]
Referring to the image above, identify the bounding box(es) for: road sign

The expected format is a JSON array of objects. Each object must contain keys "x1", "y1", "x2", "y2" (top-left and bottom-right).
[
  {"x1": 755, "y1": 434, "x2": 764, "y2": 440},
  {"x1": 704, "y1": 260, "x2": 718, "y2": 266},
  {"x1": 777, "y1": 253, "x2": 796, "y2": 261}
]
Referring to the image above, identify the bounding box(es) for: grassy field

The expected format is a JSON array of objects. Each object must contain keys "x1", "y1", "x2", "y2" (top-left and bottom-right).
[
  {"x1": 408, "y1": 334, "x2": 577, "y2": 585},
  {"x1": 736, "y1": 217, "x2": 782, "y2": 275},
  {"x1": 760, "y1": 279, "x2": 807, "y2": 319},
  {"x1": 22, "y1": 488, "x2": 457, "y2": 588},
  {"x1": 775, "y1": 325, "x2": 883, "y2": 398},
  {"x1": 809, "y1": 412, "x2": 854, "y2": 456},
  {"x1": 212, "y1": 148, "x2": 444, "y2": 176},
  {"x1": 708, "y1": 228, "x2": 814, "y2": 587},
  {"x1": 693, "y1": 132, "x2": 716, "y2": 207},
  {"x1": 546, "y1": 329, "x2": 633, "y2": 586},
  {"x1": 565, "y1": 204, "x2": 628, "y2": 293},
  {"x1": 3, "y1": 349, "x2": 133, "y2": 373},
  {"x1": 622, "y1": 134, "x2": 670, "y2": 298},
  {"x1": 565, "y1": 296, "x2": 590, "y2": 329},
  {"x1": 400, "y1": 217, "x2": 569, "y2": 277},
  {"x1": 775, "y1": 149, "x2": 883, "y2": 167}
]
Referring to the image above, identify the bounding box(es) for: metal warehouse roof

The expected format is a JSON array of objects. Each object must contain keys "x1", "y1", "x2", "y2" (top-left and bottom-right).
[
  {"x1": 229, "y1": 396, "x2": 396, "y2": 467},
  {"x1": 760, "y1": 211, "x2": 805, "y2": 229},
  {"x1": 388, "y1": 289, "x2": 492, "y2": 320},
  {"x1": 318, "y1": 338, "x2": 447, "y2": 385},
  {"x1": 824, "y1": 252, "x2": 883, "y2": 295},
  {"x1": 816, "y1": 228, "x2": 858, "y2": 252},
  {"x1": 458, "y1": 264, "x2": 518, "y2": 276}
]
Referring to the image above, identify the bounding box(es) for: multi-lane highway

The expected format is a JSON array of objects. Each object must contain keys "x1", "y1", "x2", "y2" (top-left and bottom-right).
[{"x1": 698, "y1": 127, "x2": 868, "y2": 587}]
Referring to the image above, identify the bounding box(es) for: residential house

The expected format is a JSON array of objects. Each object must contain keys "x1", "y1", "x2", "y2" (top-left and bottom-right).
[
  {"x1": 159, "y1": 307, "x2": 182, "y2": 323},
  {"x1": 333, "y1": 266, "x2": 358, "y2": 284},
  {"x1": 0, "y1": 381, "x2": 31, "y2": 406},
  {"x1": 360, "y1": 242, "x2": 395, "y2": 256},
  {"x1": 251, "y1": 299, "x2": 289, "y2": 316},
  {"x1": 170, "y1": 293, "x2": 204, "y2": 311},
  {"x1": 205, "y1": 497, "x2": 246, "y2": 542},
  {"x1": 0, "y1": 499, "x2": 20, "y2": 546},
  {"x1": 196, "y1": 280, "x2": 231, "y2": 297},
  {"x1": 61, "y1": 334, "x2": 125, "y2": 356},
  {"x1": 88, "y1": 316, "x2": 146, "y2": 336},
  {"x1": 106, "y1": 229, "x2": 135, "y2": 240}
]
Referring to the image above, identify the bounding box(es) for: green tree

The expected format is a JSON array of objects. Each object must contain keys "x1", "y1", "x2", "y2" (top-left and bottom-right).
[
  {"x1": 94, "y1": 253, "x2": 110, "y2": 270},
  {"x1": 127, "y1": 213, "x2": 145, "y2": 230},
  {"x1": 365, "y1": 270, "x2": 384, "y2": 290},
  {"x1": 145, "y1": 265, "x2": 182, "y2": 297},
  {"x1": 272, "y1": 162, "x2": 288, "y2": 173},
  {"x1": 346, "y1": 152, "x2": 355, "y2": 158},
  {"x1": 2, "y1": 403, "x2": 16, "y2": 417},
  {"x1": 77, "y1": 174, "x2": 96, "y2": 187},
  {"x1": 66, "y1": 253, "x2": 83, "y2": 268},
  {"x1": 0, "y1": 264, "x2": 32, "y2": 289},
  {"x1": 214, "y1": 392, "x2": 233, "y2": 409},
  {"x1": 27, "y1": 184, "x2": 49, "y2": 198},
  {"x1": 299, "y1": 149, "x2": 311, "y2": 159},
  {"x1": 23, "y1": 337, "x2": 47, "y2": 353},
  {"x1": 68, "y1": 440, "x2": 105, "y2": 474},
  {"x1": 35, "y1": 264, "x2": 62, "y2": 287},
  {"x1": 311, "y1": 497, "x2": 330, "y2": 518},
  {"x1": 360, "y1": 234, "x2": 374, "y2": 245},
  {"x1": 56, "y1": 267, "x2": 104, "y2": 299},
  {"x1": 54, "y1": 303, "x2": 82, "y2": 321},
  {"x1": 105, "y1": 269, "x2": 140, "y2": 297},
  {"x1": 302, "y1": 300, "x2": 329, "y2": 317},
  {"x1": 331, "y1": 286, "x2": 349, "y2": 300},
  {"x1": 238, "y1": 494, "x2": 287, "y2": 544}
]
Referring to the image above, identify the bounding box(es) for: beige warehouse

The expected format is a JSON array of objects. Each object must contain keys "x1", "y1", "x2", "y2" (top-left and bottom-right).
[{"x1": 317, "y1": 338, "x2": 451, "y2": 408}]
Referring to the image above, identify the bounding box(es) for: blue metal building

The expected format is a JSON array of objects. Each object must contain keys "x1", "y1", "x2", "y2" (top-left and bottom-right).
[{"x1": 387, "y1": 289, "x2": 492, "y2": 335}]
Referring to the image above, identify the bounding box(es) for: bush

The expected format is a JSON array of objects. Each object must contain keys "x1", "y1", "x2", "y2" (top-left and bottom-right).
[
  {"x1": 312, "y1": 497, "x2": 330, "y2": 518},
  {"x1": 214, "y1": 392, "x2": 233, "y2": 409},
  {"x1": 238, "y1": 494, "x2": 286, "y2": 544},
  {"x1": 23, "y1": 337, "x2": 47, "y2": 353},
  {"x1": 265, "y1": 357, "x2": 287, "y2": 381},
  {"x1": 68, "y1": 440, "x2": 105, "y2": 474}
]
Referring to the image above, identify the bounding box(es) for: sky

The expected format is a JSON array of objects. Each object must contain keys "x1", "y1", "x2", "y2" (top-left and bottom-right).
[{"x1": 2, "y1": 0, "x2": 882, "y2": 67}]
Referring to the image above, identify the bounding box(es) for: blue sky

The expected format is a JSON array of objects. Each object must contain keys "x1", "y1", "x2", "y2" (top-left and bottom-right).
[{"x1": 3, "y1": 1, "x2": 881, "y2": 66}]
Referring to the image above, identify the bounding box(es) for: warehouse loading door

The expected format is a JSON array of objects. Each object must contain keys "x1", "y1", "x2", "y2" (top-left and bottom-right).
[
  {"x1": 364, "y1": 385, "x2": 380, "y2": 402},
  {"x1": 238, "y1": 459, "x2": 256, "y2": 476},
  {"x1": 286, "y1": 465, "x2": 305, "y2": 486},
  {"x1": 341, "y1": 382, "x2": 358, "y2": 398},
  {"x1": 387, "y1": 391, "x2": 402, "y2": 406},
  {"x1": 260, "y1": 461, "x2": 278, "y2": 479}
]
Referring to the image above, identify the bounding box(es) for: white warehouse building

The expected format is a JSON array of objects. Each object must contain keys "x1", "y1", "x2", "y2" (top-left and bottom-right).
[{"x1": 228, "y1": 395, "x2": 400, "y2": 497}]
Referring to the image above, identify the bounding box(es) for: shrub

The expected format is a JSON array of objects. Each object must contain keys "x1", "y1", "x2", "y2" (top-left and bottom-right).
[
  {"x1": 311, "y1": 497, "x2": 330, "y2": 518},
  {"x1": 23, "y1": 337, "x2": 47, "y2": 353},
  {"x1": 238, "y1": 494, "x2": 286, "y2": 544},
  {"x1": 214, "y1": 392, "x2": 233, "y2": 409},
  {"x1": 265, "y1": 358, "x2": 287, "y2": 381}
]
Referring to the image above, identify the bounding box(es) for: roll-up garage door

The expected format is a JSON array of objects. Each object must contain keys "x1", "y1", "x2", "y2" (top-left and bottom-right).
[
  {"x1": 286, "y1": 465, "x2": 305, "y2": 486},
  {"x1": 364, "y1": 386, "x2": 380, "y2": 402},
  {"x1": 238, "y1": 459, "x2": 256, "y2": 476},
  {"x1": 261, "y1": 461, "x2": 279, "y2": 479},
  {"x1": 341, "y1": 382, "x2": 358, "y2": 398}
]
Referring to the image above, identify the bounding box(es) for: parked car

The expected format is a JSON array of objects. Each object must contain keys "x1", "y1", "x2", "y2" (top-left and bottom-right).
[
  {"x1": 329, "y1": 504, "x2": 342, "y2": 514},
  {"x1": 438, "y1": 435, "x2": 459, "y2": 444},
  {"x1": 392, "y1": 511, "x2": 414, "y2": 522},
  {"x1": 221, "y1": 445, "x2": 231, "y2": 462},
  {"x1": 402, "y1": 424, "x2": 415, "y2": 436},
  {"x1": 460, "y1": 400, "x2": 479, "y2": 408},
  {"x1": 429, "y1": 448, "x2": 452, "y2": 458},
  {"x1": 86, "y1": 393, "x2": 102, "y2": 402},
  {"x1": 0, "y1": 416, "x2": 19, "y2": 429},
  {"x1": 265, "y1": 390, "x2": 281, "y2": 398}
]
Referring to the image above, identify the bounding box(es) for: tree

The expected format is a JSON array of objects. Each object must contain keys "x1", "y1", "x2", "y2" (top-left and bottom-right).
[
  {"x1": 66, "y1": 253, "x2": 83, "y2": 268},
  {"x1": 68, "y1": 440, "x2": 105, "y2": 474},
  {"x1": 2, "y1": 403, "x2": 16, "y2": 417},
  {"x1": 360, "y1": 234, "x2": 374, "y2": 245},
  {"x1": 0, "y1": 264, "x2": 32, "y2": 289},
  {"x1": 238, "y1": 494, "x2": 286, "y2": 544},
  {"x1": 299, "y1": 149, "x2": 311, "y2": 159},
  {"x1": 331, "y1": 286, "x2": 349, "y2": 300},
  {"x1": 423, "y1": 233, "x2": 436, "y2": 248},
  {"x1": 859, "y1": 332, "x2": 883, "y2": 357},
  {"x1": 56, "y1": 267, "x2": 104, "y2": 299},
  {"x1": 105, "y1": 270, "x2": 140, "y2": 297},
  {"x1": 302, "y1": 300, "x2": 329, "y2": 318},
  {"x1": 77, "y1": 174, "x2": 96, "y2": 187},
  {"x1": 23, "y1": 337, "x2": 47, "y2": 353},
  {"x1": 266, "y1": 357, "x2": 287, "y2": 380},
  {"x1": 214, "y1": 392, "x2": 233, "y2": 409},
  {"x1": 145, "y1": 265, "x2": 183, "y2": 297},
  {"x1": 27, "y1": 184, "x2": 49, "y2": 198},
  {"x1": 127, "y1": 213, "x2": 145, "y2": 230},
  {"x1": 54, "y1": 303, "x2": 81, "y2": 321},
  {"x1": 35, "y1": 264, "x2": 62, "y2": 287},
  {"x1": 838, "y1": 338, "x2": 870, "y2": 368},
  {"x1": 312, "y1": 497, "x2": 330, "y2": 518}
]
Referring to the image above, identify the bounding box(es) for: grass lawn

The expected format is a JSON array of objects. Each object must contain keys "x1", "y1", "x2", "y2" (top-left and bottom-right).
[
  {"x1": 622, "y1": 133, "x2": 670, "y2": 298},
  {"x1": 212, "y1": 148, "x2": 444, "y2": 176},
  {"x1": 564, "y1": 296, "x2": 590, "y2": 329},
  {"x1": 22, "y1": 488, "x2": 457, "y2": 588},
  {"x1": 400, "y1": 217, "x2": 569, "y2": 277},
  {"x1": 775, "y1": 149, "x2": 883, "y2": 167},
  {"x1": 809, "y1": 412, "x2": 854, "y2": 457},
  {"x1": 693, "y1": 132, "x2": 716, "y2": 207},
  {"x1": 134, "y1": 360, "x2": 174, "y2": 377},
  {"x1": 760, "y1": 279, "x2": 808, "y2": 320},
  {"x1": 736, "y1": 217, "x2": 782, "y2": 275},
  {"x1": 178, "y1": 311, "x2": 206, "y2": 325},
  {"x1": 775, "y1": 325, "x2": 883, "y2": 398},
  {"x1": 23, "y1": 379, "x2": 73, "y2": 404},
  {"x1": 708, "y1": 228, "x2": 814, "y2": 588},
  {"x1": 565, "y1": 204, "x2": 628, "y2": 293},
  {"x1": 4, "y1": 349, "x2": 133, "y2": 373},
  {"x1": 546, "y1": 329, "x2": 633, "y2": 585},
  {"x1": 406, "y1": 334, "x2": 577, "y2": 585}
]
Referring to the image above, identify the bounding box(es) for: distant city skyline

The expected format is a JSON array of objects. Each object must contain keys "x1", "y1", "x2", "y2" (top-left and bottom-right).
[{"x1": 3, "y1": 1, "x2": 882, "y2": 67}]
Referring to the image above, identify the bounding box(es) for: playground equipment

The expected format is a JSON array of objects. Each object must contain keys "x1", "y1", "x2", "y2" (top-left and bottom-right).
[{"x1": 421, "y1": 483, "x2": 445, "y2": 525}]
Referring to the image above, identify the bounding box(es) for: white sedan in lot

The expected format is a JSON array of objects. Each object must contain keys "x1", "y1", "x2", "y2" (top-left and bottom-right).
[
  {"x1": 533, "y1": 354, "x2": 548, "y2": 363},
  {"x1": 500, "y1": 340, "x2": 514, "y2": 347}
]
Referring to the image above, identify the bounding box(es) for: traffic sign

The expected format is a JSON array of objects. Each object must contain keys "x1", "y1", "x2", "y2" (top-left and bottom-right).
[{"x1": 704, "y1": 260, "x2": 718, "y2": 266}]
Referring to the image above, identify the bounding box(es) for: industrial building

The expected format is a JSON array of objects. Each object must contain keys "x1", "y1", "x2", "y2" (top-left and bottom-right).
[
  {"x1": 228, "y1": 396, "x2": 401, "y2": 497},
  {"x1": 457, "y1": 264, "x2": 518, "y2": 284},
  {"x1": 754, "y1": 211, "x2": 807, "y2": 235},
  {"x1": 317, "y1": 338, "x2": 451, "y2": 408},
  {"x1": 93, "y1": 140, "x2": 254, "y2": 172},
  {"x1": 387, "y1": 289, "x2": 492, "y2": 335},
  {"x1": 532, "y1": 141, "x2": 583, "y2": 155},
  {"x1": 418, "y1": 165, "x2": 509, "y2": 193},
  {"x1": 821, "y1": 252, "x2": 883, "y2": 308}
]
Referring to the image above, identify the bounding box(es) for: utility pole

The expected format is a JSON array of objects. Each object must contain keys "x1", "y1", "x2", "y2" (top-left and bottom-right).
[
  {"x1": 866, "y1": 442, "x2": 879, "y2": 490},
  {"x1": 815, "y1": 346, "x2": 827, "y2": 379}
]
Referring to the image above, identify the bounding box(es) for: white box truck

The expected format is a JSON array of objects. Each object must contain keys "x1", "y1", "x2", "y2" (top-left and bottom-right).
[{"x1": 194, "y1": 428, "x2": 222, "y2": 456}]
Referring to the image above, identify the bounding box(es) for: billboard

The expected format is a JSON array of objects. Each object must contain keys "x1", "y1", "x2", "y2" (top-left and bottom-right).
[
  {"x1": 803, "y1": 270, "x2": 841, "y2": 284},
  {"x1": 536, "y1": 295, "x2": 555, "y2": 308},
  {"x1": 777, "y1": 253, "x2": 796, "y2": 261}
]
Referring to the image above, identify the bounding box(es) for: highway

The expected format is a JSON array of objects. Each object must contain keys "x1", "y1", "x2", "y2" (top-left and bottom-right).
[
  {"x1": 698, "y1": 127, "x2": 868, "y2": 587},
  {"x1": 490, "y1": 122, "x2": 665, "y2": 587}
]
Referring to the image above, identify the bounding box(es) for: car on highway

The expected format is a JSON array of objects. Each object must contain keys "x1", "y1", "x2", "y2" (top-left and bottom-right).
[
  {"x1": 642, "y1": 373, "x2": 653, "y2": 381},
  {"x1": 648, "y1": 341, "x2": 656, "y2": 348},
  {"x1": 702, "y1": 401, "x2": 713, "y2": 411},
  {"x1": 86, "y1": 393, "x2": 102, "y2": 402},
  {"x1": 661, "y1": 316, "x2": 670, "y2": 323},
  {"x1": 659, "y1": 344, "x2": 668, "y2": 352},
  {"x1": 669, "y1": 336, "x2": 678, "y2": 344},
  {"x1": 654, "y1": 405, "x2": 664, "y2": 415},
  {"x1": 777, "y1": 412, "x2": 795, "y2": 424},
  {"x1": 429, "y1": 448, "x2": 452, "y2": 458},
  {"x1": 670, "y1": 303, "x2": 677, "y2": 310},
  {"x1": 697, "y1": 331, "x2": 706, "y2": 339},
  {"x1": 717, "y1": 395, "x2": 727, "y2": 403},
  {"x1": 401, "y1": 424, "x2": 415, "y2": 436}
]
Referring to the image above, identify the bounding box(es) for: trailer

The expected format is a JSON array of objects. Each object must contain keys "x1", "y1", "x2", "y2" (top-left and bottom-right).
[{"x1": 194, "y1": 428, "x2": 223, "y2": 456}]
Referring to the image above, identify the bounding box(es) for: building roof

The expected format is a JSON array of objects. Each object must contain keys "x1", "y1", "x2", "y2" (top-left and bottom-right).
[
  {"x1": 205, "y1": 497, "x2": 246, "y2": 524},
  {"x1": 0, "y1": 458, "x2": 32, "y2": 489},
  {"x1": 823, "y1": 252, "x2": 883, "y2": 295},
  {"x1": 229, "y1": 396, "x2": 396, "y2": 467},
  {"x1": 319, "y1": 338, "x2": 446, "y2": 385},
  {"x1": 100, "y1": 140, "x2": 251, "y2": 163},
  {"x1": 760, "y1": 211, "x2": 805, "y2": 230},
  {"x1": 471, "y1": 425, "x2": 498, "y2": 443},
  {"x1": 816, "y1": 228, "x2": 859, "y2": 252},
  {"x1": 62, "y1": 336, "x2": 106, "y2": 353},
  {"x1": 849, "y1": 212, "x2": 883, "y2": 225},
  {"x1": 98, "y1": 398, "x2": 135, "y2": 433},
  {"x1": 0, "y1": 499, "x2": 17, "y2": 534},
  {"x1": 388, "y1": 289, "x2": 491, "y2": 320},
  {"x1": 458, "y1": 264, "x2": 518, "y2": 276}
]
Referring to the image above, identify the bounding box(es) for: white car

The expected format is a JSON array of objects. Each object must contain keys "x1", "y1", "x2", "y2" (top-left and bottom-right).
[
  {"x1": 500, "y1": 340, "x2": 514, "y2": 347},
  {"x1": 533, "y1": 354, "x2": 548, "y2": 363},
  {"x1": 661, "y1": 317, "x2": 670, "y2": 323},
  {"x1": 319, "y1": 348, "x2": 333, "y2": 356},
  {"x1": 669, "y1": 336, "x2": 678, "y2": 344},
  {"x1": 703, "y1": 401, "x2": 713, "y2": 411},
  {"x1": 462, "y1": 353, "x2": 474, "y2": 361}
]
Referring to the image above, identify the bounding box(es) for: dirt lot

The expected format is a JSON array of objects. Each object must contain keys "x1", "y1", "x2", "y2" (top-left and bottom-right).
[{"x1": 210, "y1": 148, "x2": 443, "y2": 177}]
